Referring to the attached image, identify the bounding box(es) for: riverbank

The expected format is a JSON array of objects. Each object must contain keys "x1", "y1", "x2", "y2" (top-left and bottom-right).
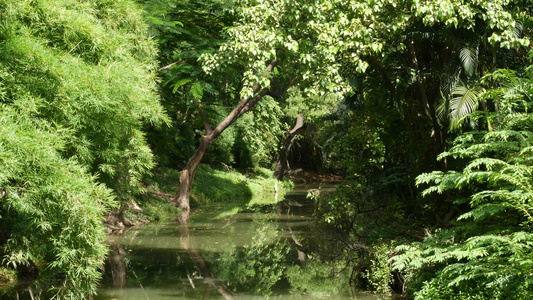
[
  {"x1": 0, "y1": 165, "x2": 295, "y2": 295},
  {"x1": 104, "y1": 165, "x2": 294, "y2": 233}
]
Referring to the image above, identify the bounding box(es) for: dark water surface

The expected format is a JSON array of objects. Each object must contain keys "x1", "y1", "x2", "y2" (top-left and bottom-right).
[{"x1": 95, "y1": 183, "x2": 389, "y2": 300}]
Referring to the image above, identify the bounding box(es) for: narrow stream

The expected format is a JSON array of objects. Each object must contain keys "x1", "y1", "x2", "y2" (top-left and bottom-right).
[{"x1": 95, "y1": 184, "x2": 389, "y2": 300}]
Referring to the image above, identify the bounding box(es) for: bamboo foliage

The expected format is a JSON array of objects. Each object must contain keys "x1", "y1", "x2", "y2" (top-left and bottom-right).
[
  {"x1": 1, "y1": 0, "x2": 169, "y2": 196},
  {"x1": 0, "y1": 106, "x2": 115, "y2": 297},
  {"x1": 0, "y1": 0, "x2": 167, "y2": 297}
]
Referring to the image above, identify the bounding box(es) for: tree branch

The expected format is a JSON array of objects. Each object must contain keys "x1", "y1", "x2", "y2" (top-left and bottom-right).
[
  {"x1": 267, "y1": 75, "x2": 298, "y2": 98},
  {"x1": 157, "y1": 61, "x2": 181, "y2": 72},
  {"x1": 236, "y1": 88, "x2": 270, "y2": 118},
  {"x1": 206, "y1": 59, "x2": 279, "y2": 140}
]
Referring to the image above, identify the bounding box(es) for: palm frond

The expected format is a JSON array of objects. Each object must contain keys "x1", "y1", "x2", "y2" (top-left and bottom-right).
[
  {"x1": 449, "y1": 84, "x2": 486, "y2": 130},
  {"x1": 436, "y1": 90, "x2": 450, "y2": 125},
  {"x1": 437, "y1": 68, "x2": 464, "y2": 126},
  {"x1": 514, "y1": 21, "x2": 523, "y2": 39},
  {"x1": 459, "y1": 44, "x2": 478, "y2": 78}
]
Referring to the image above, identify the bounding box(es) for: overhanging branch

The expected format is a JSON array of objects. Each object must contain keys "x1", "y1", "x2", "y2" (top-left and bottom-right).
[
  {"x1": 267, "y1": 75, "x2": 298, "y2": 99},
  {"x1": 157, "y1": 61, "x2": 181, "y2": 72},
  {"x1": 207, "y1": 59, "x2": 279, "y2": 140}
]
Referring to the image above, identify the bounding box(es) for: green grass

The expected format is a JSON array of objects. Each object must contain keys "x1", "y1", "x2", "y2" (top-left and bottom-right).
[{"x1": 143, "y1": 165, "x2": 293, "y2": 220}]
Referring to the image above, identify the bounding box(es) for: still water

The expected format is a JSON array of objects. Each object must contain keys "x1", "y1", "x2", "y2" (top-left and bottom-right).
[{"x1": 95, "y1": 184, "x2": 389, "y2": 300}]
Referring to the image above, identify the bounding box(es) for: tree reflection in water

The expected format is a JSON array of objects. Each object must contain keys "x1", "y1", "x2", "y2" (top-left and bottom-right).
[
  {"x1": 96, "y1": 190, "x2": 387, "y2": 300},
  {"x1": 177, "y1": 224, "x2": 234, "y2": 299}
]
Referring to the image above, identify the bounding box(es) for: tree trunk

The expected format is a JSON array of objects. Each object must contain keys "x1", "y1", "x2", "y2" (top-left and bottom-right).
[
  {"x1": 172, "y1": 59, "x2": 280, "y2": 223},
  {"x1": 274, "y1": 113, "x2": 306, "y2": 180},
  {"x1": 173, "y1": 136, "x2": 212, "y2": 224}
]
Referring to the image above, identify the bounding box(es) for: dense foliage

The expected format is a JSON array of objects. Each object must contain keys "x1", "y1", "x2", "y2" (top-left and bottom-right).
[
  {"x1": 0, "y1": 106, "x2": 114, "y2": 297},
  {"x1": 0, "y1": 0, "x2": 165, "y2": 297},
  {"x1": 141, "y1": 0, "x2": 533, "y2": 297},
  {"x1": 290, "y1": 0, "x2": 532, "y2": 298},
  {"x1": 392, "y1": 67, "x2": 533, "y2": 299},
  {"x1": 2, "y1": 0, "x2": 533, "y2": 298}
]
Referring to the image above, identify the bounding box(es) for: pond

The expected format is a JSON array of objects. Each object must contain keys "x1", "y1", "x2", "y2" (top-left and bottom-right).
[{"x1": 95, "y1": 183, "x2": 390, "y2": 300}]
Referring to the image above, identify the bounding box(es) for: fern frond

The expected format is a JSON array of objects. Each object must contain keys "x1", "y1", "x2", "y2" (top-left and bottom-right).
[
  {"x1": 464, "y1": 158, "x2": 508, "y2": 173},
  {"x1": 458, "y1": 202, "x2": 512, "y2": 221}
]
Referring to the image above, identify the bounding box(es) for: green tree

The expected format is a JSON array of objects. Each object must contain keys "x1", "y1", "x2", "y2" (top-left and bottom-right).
[
  {"x1": 300, "y1": 0, "x2": 531, "y2": 294},
  {"x1": 139, "y1": 0, "x2": 239, "y2": 167},
  {"x1": 158, "y1": 0, "x2": 530, "y2": 224},
  {"x1": 170, "y1": 0, "x2": 356, "y2": 222},
  {"x1": 301, "y1": 0, "x2": 527, "y2": 237}
]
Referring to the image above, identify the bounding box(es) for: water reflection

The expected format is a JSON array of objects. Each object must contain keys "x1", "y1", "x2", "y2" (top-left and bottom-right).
[{"x1": 96, "y1": 185, "x2": 389, "y2": 300}]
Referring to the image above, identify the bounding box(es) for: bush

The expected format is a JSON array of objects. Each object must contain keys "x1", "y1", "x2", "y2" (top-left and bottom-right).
[
  {"x1": 0, "y1": 0, "x2": 166, "y2": 297},
  {"x1": 363, "y1": 244, "x2": 394, "y2": 294},
  {"x1": 392, "y1": 67, "x2": 533, "y2": 300},
  {"x1": 0, "y1": 107, "x2": 115, "y2": 297}
]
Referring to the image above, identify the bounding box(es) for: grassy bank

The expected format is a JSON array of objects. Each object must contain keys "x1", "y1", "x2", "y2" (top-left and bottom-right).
[
  {"x1": 192, "y1": 165, "x2": 293, "y2": 207},
  {"x1": 131, "y1": 165, "x2": 293, "y2": 221}
]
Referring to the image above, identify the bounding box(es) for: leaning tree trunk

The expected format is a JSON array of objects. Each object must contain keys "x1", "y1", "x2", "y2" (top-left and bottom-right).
[
  {"x1": 173, "y1": 136, "x2": 212, "y2": 224},
  {"x1": 274, "y1": 113, "x2": 306, "y2": 180},
  {"x1": 172, "y1": 60, "x2": 279, "y2": 223}
]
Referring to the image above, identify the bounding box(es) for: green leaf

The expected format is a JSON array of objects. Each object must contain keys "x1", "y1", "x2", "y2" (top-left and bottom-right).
[
  {"x1": 459, "y1": 45, "x2": 478, "y2": 78},
  {"x1": 191, "y1": 82, "x2": 203, "y2": 99},
  {"x1": 449, "y1": 84, "x2": 486, "y2": 130},
  {"x1": 172, "y1": 78, "x2": 192, "y2": 93}
]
